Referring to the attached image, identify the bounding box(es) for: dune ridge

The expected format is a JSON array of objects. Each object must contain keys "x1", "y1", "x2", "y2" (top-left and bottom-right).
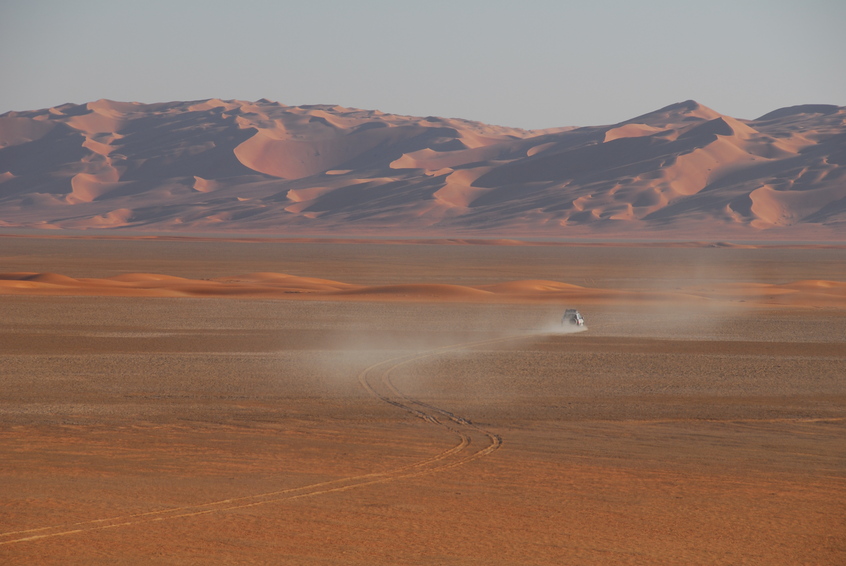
[
  {"x1": 0, "y1": 99, "x2": 844, "y2": 239},
  {"x1": 0, "y1": 271, "x2": 842, "y2": 307}
]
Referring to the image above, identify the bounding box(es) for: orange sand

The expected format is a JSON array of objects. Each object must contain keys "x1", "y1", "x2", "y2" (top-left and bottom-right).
[
  {"x1": 0, "y1": 239, "x2": 844, "y2": 564},
  {"x1": 1, "y1": 270, "x2": 843, "y2": 308}
]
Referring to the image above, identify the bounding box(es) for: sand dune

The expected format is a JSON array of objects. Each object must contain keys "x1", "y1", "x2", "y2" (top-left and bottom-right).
[
  {"x1": 1, "y1": 270, "x2": 842, "y2": 307},
  {"x1": 0, "y1": 99, "x2": 844, "y2": 239},
  {"x1": 334, "y1": 283, "x2": 495, "y2": 300}
]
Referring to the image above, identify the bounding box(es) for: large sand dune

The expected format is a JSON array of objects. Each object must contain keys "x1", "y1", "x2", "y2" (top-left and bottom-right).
[{"x1": 1, "y1": 99, "x2": 843, "y2": 239}]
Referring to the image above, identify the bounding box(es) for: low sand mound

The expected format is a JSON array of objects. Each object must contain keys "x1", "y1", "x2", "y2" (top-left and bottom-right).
[
  {"x1": 1, "y1": 271, "x2": 844, "y2": 307},
  {"x1": 780, "y1": 280, "x2": 846, "y2": 305},
  {"x1": 481, "y1": 280, "x2": 586, "y2": 293},
  {"x1": 784, "y1": 279, "x2": 846, "y2": 290},
  {"x1": 0, "y1": 272, "x2": 77, "y2": 290},
  {"x1": 336, "y1": 284, "x2": 495, "y2": 301},
  {"x1": 213, "y1": 272, "x2": 357, "y2": 292},
  {"x1": 18, "y1": 272, "x2": 81, "y2": 285},
  {"x1": 0, "y1": 271, "x2": 361, "y2": 297},
  {"x1": 108, "y1": 273, "x2": 194, "y2": 283},
  {"x1": 686, "y1": 280, "x2": 846, "y2": 307}
]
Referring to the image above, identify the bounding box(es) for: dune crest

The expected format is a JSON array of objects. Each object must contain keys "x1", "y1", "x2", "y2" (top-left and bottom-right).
[{"x1": 0, "y1": 99, "x2": 844, "y2": 239}]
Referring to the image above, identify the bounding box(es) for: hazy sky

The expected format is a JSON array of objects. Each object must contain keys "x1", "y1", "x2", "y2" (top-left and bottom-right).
[{"x1": 1, "y1": 0, "x2": 843, "y2": 129}]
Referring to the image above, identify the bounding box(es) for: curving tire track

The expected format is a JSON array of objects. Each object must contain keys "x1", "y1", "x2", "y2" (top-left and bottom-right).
[{"x1": 0, "y1": 336, "x2": 510, "y2": 546}]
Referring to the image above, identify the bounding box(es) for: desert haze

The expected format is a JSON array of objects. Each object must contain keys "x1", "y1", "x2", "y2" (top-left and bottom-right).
[{"x1": 0, "y1": 98, "x2": 844, "y2": 239}]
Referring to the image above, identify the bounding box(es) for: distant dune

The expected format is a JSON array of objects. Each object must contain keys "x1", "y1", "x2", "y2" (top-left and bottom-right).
[{"x1": 0, "y1": 98, "x2": 844, "y2": 239}]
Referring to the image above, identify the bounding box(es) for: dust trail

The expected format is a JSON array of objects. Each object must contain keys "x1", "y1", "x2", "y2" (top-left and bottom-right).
[
  {"x1": 541, "y1": 322, "x2": 589, "y2": 335},
  {"x1": 0, "y1": 335, "x2": 515, "y2": 546}
]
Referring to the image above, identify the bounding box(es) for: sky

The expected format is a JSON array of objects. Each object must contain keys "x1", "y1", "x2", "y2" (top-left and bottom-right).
[{"x1": 1, "y1": 0, "x2": 843, "y2": 129}]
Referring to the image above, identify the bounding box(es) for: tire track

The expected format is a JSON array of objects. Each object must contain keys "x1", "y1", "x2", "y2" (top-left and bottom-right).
[{"x1": 0, "y1": 336, "x2": 510, "y2": 546}]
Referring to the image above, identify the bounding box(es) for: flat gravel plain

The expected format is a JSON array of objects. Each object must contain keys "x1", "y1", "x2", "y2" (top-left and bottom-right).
[{"x1": 1, "y1": 239, "x2": 844, "y2": 565}]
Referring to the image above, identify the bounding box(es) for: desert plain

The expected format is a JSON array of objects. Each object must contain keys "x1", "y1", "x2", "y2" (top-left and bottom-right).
[{"x1": 0, "y1": 236, "x2": 844, "y2": 565}]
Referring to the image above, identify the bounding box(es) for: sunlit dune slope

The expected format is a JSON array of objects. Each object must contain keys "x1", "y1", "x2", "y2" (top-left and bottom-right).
[
  {"x1": 0, "y1": 98, "x2": 844, "y2": 238},
  {"x1": 0, "y1": 271, "x2": 843, "y2": 307}
]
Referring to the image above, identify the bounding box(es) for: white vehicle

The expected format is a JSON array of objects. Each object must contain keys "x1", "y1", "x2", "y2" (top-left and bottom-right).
[{"x1": 561, "y1": 309, "x2": 585, "y2": 327}]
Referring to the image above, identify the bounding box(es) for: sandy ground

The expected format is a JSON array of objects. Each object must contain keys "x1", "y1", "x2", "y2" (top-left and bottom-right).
[{"x1": 1, "y1": 239, "x2": 844, "y2": 564}]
